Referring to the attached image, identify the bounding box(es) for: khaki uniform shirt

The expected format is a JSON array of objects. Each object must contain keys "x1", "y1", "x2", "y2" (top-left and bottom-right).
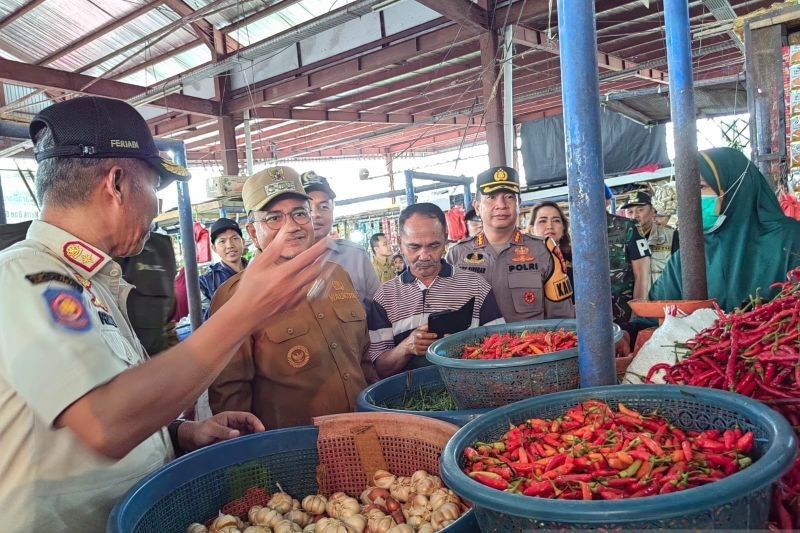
[
  {"x1": 447, "y1": 230, "x2": 575, "y2": 323},
  {"x1": 208, "y1": 263, "x2": 369, "y2": 429},
  {"x1": 372, "y1": 256, "x2": 396, "y2": 284},
  {"x1": 0, "y1": 221, "x2": 172, "y2": 532},
  {"x1": 645, "y1": 224, "x2": 678, "y2": 286}
]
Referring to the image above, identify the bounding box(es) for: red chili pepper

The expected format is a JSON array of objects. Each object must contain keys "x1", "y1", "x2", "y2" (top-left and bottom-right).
[
  {"x1": 523, "y1": 480, "x2": 554, "y2": 497},
  {"x1": 736, "y1": 432, "x2": 754, "y2": 454},
  {"x1": 469, "y1": 471, "x2": 509, "y2": 490},
  {"x1": 640, "y1": 435, "x2": 664, "y2": 456},
  {"x1": 681, "y1": 440, "x2": 693, "y2": 462}
]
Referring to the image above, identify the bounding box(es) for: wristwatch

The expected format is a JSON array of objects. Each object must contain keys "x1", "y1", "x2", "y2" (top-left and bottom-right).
[{"x1": 168, "y1": 419, "x2": 187, "y2": 456}]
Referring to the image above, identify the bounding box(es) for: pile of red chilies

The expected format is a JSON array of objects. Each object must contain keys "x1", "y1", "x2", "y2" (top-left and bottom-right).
[
  {"x1": 645, "y1": 267, "x2": 800, "y2": 530},
  {"x1": 461, "y1": 329, "x2": 578, "y2": 360},
  {"x1": 463, "y1": 400, "x2": 754, "y2": 501}
]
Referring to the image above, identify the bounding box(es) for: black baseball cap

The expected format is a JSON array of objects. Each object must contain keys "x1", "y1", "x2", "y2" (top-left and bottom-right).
[
  {"x1": 620, "y1": 191, "x2": 653, "y2": 210},
  {"x1": 29, "y1": 96, "x2": 190, "y2": 189},
  {"x1": 300, "y1": 170, "x2": 336, "y2": 199},
  {"x1": 210, "y1": 218, "x2": 242, "y2": 243},
  {"x1": 476, "y1": 166, "x2": 520, "y2": 195},
  {"x1": 465, "y1": 208, "x2": 481, "y2": 222}
]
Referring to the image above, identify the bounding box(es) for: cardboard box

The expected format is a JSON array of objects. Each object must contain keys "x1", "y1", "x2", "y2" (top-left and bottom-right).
[{"x1": 206, "y1": 175, "x2": 246, "y2": 198}]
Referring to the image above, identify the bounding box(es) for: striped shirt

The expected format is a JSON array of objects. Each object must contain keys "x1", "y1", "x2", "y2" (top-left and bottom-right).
[{"x1": 367, "y1": 261, "x2": 504, "y2": 368}]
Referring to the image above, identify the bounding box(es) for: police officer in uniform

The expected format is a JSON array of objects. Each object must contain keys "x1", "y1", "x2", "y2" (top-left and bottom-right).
[
  {"x1": 447, "y1": 166, "x2": 574, "y2": 322},
  {"x1": 209, "y1": 166, "x2": 370, "y2": 429}
]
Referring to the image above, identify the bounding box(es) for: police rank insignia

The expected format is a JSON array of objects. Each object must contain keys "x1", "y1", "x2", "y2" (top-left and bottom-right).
[
  {"x1": 523, "y1": 290, "x2": 536, "y2": 304},
  {"x1": 25, "y1": 271, "x2": 83, "y2": 293},
  {"x1": 511, "y1": 246, "x2": 534, "y2": 263},
  {"x1": 43, "y1": 288, "x2": 91, "y2": 332},
  {"x1": 332, "y1": 280, "x2": 345, "y2": 291},
  {"x1": 287, "y1": 345, "x2": 311, "y2": 368},
  {"x1": 63, "y1": 241, "x2": 103, "y2": 272},
  {"x1": 464, "y1": 252, "x2": 485, "y2": 264},
  {"x1": 493, "y1": 168, "x2": 508, "y2": 182}
]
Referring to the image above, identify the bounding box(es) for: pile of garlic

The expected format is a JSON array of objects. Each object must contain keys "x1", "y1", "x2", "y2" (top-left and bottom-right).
[
  {"x1": 186, "y1": 470, "x2": 465, "y2": 533},
  {"x1": 652, "y1": 182, "x2": 677, "y2": 216}
]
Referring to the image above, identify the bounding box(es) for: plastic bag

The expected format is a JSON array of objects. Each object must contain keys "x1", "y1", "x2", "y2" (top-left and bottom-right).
[{"x1": 623, "y1": 308, "x2": 719, "y2": 384}]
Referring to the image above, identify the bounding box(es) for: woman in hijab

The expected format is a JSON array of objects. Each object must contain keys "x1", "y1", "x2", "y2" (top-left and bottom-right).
[{"x1": 651, "y1": 147, "x2": 800, "y2": 312}]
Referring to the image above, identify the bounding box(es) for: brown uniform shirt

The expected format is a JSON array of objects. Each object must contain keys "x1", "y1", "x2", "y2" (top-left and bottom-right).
[
  {"x1": 208, "y1": 263, "x2": 369, "y2": 429},
  {"x1": 447, "y1": 230, "x2": 575, "y2": 323}
]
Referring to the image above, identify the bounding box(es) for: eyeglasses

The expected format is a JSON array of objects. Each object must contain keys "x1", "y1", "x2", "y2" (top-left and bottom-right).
[{"x1": 253, "y1": 208, "x2": 311, "y2": 230}]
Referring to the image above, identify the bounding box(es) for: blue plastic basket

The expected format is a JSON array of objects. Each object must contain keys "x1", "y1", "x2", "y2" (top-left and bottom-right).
[
  {"x1": 426, "y1": 319, "x2": 621, "y2": 409},
  {"x1": 109, "y1": 415, "x2": 477, "y2": 532},
  {"x1": 357, "y1": 366, "x2": 491, "y2": 426},
  {"x1": 440, "y1": 385, "x2": 798, "y2": 531}
]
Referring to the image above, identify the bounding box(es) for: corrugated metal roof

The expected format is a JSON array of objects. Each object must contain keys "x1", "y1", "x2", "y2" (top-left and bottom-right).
[
  {"x1": 119, "y1": 44, "x2": 212, "y2": 86},
  {"x1": 2, "y1": 84, "x2": 54, "y2": 119}
]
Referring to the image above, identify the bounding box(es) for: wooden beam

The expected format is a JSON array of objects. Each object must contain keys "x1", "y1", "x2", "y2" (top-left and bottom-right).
[
  {"x1": 0, "y1": 58, "x2": 219, "y2": 117},
  {"x1": 163, "y1": 0, "x2": 241, "y2": 53},
  {"x1": 512, "y1": 24, "x2": 669, "y2": 85},
  {"x1": 414, "y1": 0, "x2": 488, "y2": 32},
  {"x1": 36, "y1": 1, "x2": 167, "y2": 66},
  {"x1": 0, "y1": 0, "x2": 45, "y2": 30}
]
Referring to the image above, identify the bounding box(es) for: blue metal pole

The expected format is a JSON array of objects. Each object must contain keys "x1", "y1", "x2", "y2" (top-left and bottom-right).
[
  {"x1": 664, "y1": 0, "x2": 707, "y2": 300},
  {"x1": 404, "y1": 170, "x2": 415, "y2": 206},
  {"x1": 557, "y1": 0, "x2": 616, "y2": 387},
  {"x1": 155, "y1": 139, "x2": 203, "y2": 332},
  {"x1": 463, "y1": 181, "x2": 472, "y2": 211}
]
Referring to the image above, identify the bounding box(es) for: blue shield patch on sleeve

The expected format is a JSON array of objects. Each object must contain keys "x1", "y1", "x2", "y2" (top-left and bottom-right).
[{"x1": 42, "y1": 288, "x2": 92, "y2": 332}]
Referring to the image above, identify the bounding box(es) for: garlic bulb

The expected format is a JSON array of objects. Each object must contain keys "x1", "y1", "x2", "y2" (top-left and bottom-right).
[
  {"x1": 372, "y1": 470, "x2": 396, "y2": 489},
  {"x1": 251, "y1": 507, "x2": 284, "y2": 528},
  {"x1": 413, "y1": 476, "x2": 438, "y2": 496},
  {"x1": 385, "y1": 525, "x2": 413, "y2": 533},
  {"x1": 268, "y1": 492, "x2": 294, "y2": 514},
  {"x1": 302, "y1": 494, "x2": 327, "y2": 516},
  {"x1": 366, "y1": 515, "x2": 395, "y2": 533},
  {"x1": 326, "y1": 496, "x2": 361, "y2": 519},
  {"x1": 243, "y1": 527, "x2": 270, "y2": 533},
  {"x1": 363, "y1": 507, "x2": 386, "y2": 521},
  {"x1": 274, "y1": 519, "x2": 303, "y2": 533},
  {"x1": 406, "y1": 515, "x2": 425, "y2": 529},
  {"x1": 215, "y1": 528, "x2": 242, "y2": 533},
  {"x1": 248, "y1": 506, "x2": 264, "y2": 524},
  {"x1": 430, "y1": 503, "x2": 460, "y2": 530},
  {"x1": 285, "y1": 509, "x2": 311, "y2": 527},
  {"x1": 292, "y1": 499, "x2": 302, "y2": 511},
  {"x1": 428, "y1": 489, "x2": 460, "y2": 511},
  {"x1": 315, "y1": 518, "x2": 349, "y2": 533},
  {"x1": 388, "y1": 483, "x2": 412, "y2": 504},
  {"x1": 303, "y1": 525, "x2": 316, "y2": 533},
  {"x1": 210, "y1": 513, "x2": 240, "y2": 530},
  {"x1": 342, "y1": 514, "x2": 367, "y2": 533},
  {"x1": 416, "y1": 524, "x2": 434, "y2": 533},
  {"x1": 187, "y1": 524, "x2": 208, "y2": 533}
]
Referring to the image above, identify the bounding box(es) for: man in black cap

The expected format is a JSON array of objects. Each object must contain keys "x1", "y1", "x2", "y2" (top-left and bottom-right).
[
  {"x1": 199, "y1": 217, "x2": 247, "y2": 318},
  {"x1": 621, "y1": 191, "x2": 678, "y2": 285},
  {"x1": 301, "y1": 170, "x2": 380, "y2": 309},
  {"x1": 447, "y1": 166, "x2": 574, "y2": 323},
  {"x1": 0, "y1": 96, "x2": 328, "y2": 530}
]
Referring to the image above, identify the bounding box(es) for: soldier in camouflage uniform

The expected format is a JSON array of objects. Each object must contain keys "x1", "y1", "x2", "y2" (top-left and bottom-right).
[{"x1": 606, "y1": 210, "x2": 651, "y2": 324}]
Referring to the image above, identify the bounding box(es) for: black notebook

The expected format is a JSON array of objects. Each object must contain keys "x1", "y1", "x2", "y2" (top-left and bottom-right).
[{"x1": 427, "y1": 297, "x2": 475, "y2": 338}]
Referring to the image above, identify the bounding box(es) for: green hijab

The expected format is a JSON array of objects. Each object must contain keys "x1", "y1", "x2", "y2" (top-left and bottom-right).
[{"x1": 651, "y1": 147, "x2": 800, "y2": 311}]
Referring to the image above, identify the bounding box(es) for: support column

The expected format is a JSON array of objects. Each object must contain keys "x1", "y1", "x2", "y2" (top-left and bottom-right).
[
  {"x1": 557, "y1": 0, "x2": 616, "y2": 387},
  {"x1": 502, "y1": 25, "x2": 514, "y2": 169},
  {"x1": 463, "y1": 181, "x2": 473, "y2": 209},
  {"x1": 404, "y1": 170, "x2": 415, "y2": 206},
  {"x1": 213, "y1": 28, "x2": 239, "y2": 177},
  {"x1": 157, "y1": 138, "x2": 203, "y2": 332},
  {"x1": 244, "y1": 109, "x2": 255, "y2": 175},
  {"x1": 218, "y1": 115, "x2": 239, "y2": 176},
  {"x1": 664, "y1": 0, "x2": 708, "y2": 300},
  {"x1": 384, "y1": 152, "x2": 395, "y2": 205},
  {"x1": 0, "y1": 176, "x2": 6, "y2": 225},
  {"x1": 478, "y1": 0, "x2": 506, "y2": 166}
]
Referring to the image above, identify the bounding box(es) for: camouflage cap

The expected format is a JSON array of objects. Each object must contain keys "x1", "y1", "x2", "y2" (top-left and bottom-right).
[{"x1": 242, "y1": 166, "x2": 310, "y2": 212}]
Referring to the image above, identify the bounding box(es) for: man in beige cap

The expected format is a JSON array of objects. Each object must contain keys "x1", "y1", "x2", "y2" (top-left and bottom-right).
[{"x1": 208, "y1": 166, "x2": 371, "y2": 429}]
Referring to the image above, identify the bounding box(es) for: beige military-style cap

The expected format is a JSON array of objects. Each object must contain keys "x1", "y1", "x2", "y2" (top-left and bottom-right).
[{"x1": 242, "y1": 166, "x2": 311, "y2": 212}]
